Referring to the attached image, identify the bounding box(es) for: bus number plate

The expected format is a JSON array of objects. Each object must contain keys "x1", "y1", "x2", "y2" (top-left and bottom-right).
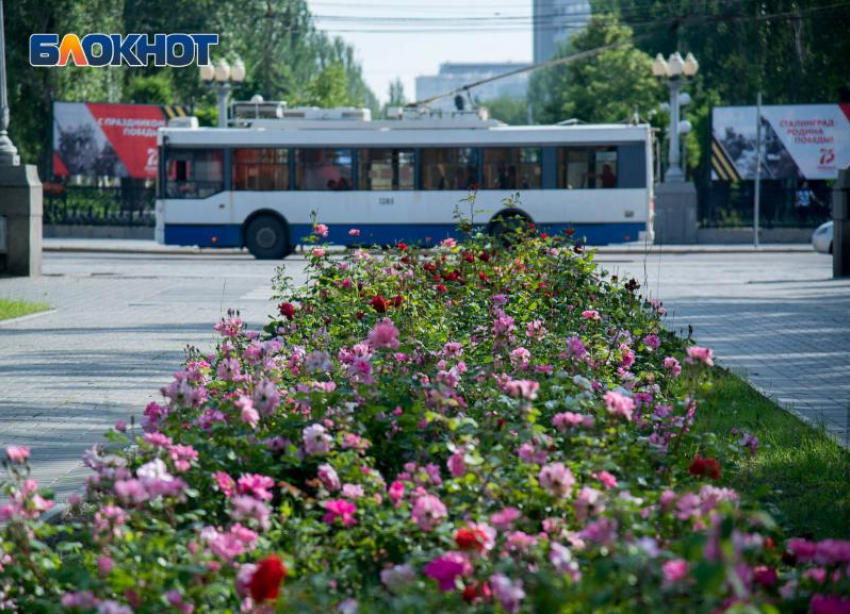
[{"x1": 378, "y1": 197, "x2": 394, "y2": 205}]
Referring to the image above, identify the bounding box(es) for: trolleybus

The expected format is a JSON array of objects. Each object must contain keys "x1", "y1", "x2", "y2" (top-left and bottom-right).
[{"x1": 156, "y1": 105, "x2": 654, "y2": 258}]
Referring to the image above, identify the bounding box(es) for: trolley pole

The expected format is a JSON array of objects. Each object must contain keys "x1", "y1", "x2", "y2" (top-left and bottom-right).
[{"x1": 753, "y1": 92, "x2": 762, "y2": 249}]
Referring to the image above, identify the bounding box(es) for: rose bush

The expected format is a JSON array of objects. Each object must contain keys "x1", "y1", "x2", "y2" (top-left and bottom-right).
[{"x1": 2, "y1": 222, "x2": 849, "y2": 613}]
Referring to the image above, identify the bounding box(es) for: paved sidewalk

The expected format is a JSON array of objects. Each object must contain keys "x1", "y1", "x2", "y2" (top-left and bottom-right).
[
  {"x1": 595, "y1": 250, "x2": 850, "y2": 445},
  {"x1": 0, "y1": 252, "x2": 309, "y2": 499}
]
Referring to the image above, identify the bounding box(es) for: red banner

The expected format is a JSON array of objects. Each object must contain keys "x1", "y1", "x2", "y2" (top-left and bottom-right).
[{"x1": 52, "y1": 102, "x2": 168, "y2": 180}]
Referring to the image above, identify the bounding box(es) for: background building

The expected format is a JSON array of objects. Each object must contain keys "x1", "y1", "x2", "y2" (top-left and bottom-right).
[
  {"x1": 415, "y1": 62, "x2": 531, "y2": 111},
  {"x1": 533, "y1": 0, "x2": 592, "y2": 64}
]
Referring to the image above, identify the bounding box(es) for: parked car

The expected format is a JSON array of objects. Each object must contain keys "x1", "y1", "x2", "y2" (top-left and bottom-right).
[{"x1": 812, "y1": 221, "x2": 833, "y2": 254}]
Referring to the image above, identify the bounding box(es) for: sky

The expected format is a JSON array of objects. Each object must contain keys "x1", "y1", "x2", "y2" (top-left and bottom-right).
[{"x1": 307, "y1": 0, "x2": 534, "y2": 104}]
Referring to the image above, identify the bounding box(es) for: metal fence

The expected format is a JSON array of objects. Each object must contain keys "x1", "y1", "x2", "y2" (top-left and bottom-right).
[
  {"x1": 700, "y1": 181, "x2": 833, "y2": 228},
  {"x1": 43, "y1": 184, "x2": 156, "y2": 226}
]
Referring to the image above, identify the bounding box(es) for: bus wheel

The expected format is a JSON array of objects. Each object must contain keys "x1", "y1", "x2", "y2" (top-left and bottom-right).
[
  {"x1": 245, "y1": 215, "x2": 289, "y2": 260},
  {"x1": 488, "y1": 211, "x2": 534, "y2": 246}
]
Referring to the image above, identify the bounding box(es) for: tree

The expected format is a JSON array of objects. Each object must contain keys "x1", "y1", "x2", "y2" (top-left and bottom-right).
[
  {"x1": 529, "y1": 16, "x2": 661, "y2": 125},
  {"x1": 305, "y1": 63, "x2": 350, "y2": 108},
  {"x1": 5, "y1": 0, "x2": 378, "y2": 172},
  {"x1": 482, "y1": 96, "x2": 528, "y2": 125},
  {"x1": 388, "y1": 79, "x2": 407, "y2": 107},
  {"x1": 127, "y1": 73, "x2": 174, "y2": 105},
  {"x1": 6, "y1": 0, "x2": 127, "y2": 170},
  {"x1": 590, "y1": 0, "x2": 850, "y2": 181},
  {"x1": 592, "y1": 0, "x2": 850, "y2": 107}
]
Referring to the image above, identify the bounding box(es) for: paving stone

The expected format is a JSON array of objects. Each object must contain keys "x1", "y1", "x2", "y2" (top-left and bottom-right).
[{"x1": 596, "y1": 250, "x2": 850, "y2": 447}]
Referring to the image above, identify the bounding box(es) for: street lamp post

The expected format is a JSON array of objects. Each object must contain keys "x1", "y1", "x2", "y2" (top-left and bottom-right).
[
  {"x1": 200, "y1": 58, "x2": 246, "y2": 128},
  {"x1": 0, "y1": 0, "x2": 42, "y2": 277},
  {"x1": 0, "y1": 0, "x2": 19, "y2": 165},
  {"x1": 652, "y1": 52, "x2": 699, "y2": 182}
]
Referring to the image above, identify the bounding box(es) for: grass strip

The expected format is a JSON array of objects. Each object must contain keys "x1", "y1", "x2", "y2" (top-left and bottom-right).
[
  {"x1": 0, "y1": 298, "x2": 50, "y2": 321},
  {"x1": 694, "y1": 367, "x2": 850, "y2": 539}
]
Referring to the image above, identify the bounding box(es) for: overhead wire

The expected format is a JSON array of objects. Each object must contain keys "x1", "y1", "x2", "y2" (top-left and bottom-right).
[
  {"x1": 405, "y1": 1, "x2": 850, "y2": 104},
  {"x1": 307, "y1": 0, "x2": 850, "y2": 32}
]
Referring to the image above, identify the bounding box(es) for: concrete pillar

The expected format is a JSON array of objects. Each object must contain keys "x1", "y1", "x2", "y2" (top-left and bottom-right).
[
  {"x1": 654, "y1": 181, "x2": 698, "y2": 245},
  {"x1": 834, "y1": 166, "x2": 850, "y2": 278},
  {"x1": 0, "y1": 164, "x2": 42, "y2": 277}
]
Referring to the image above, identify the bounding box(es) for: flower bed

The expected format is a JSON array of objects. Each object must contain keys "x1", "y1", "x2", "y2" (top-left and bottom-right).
[{"x1": 2, "y1": 223, "x2": 849, "y2": 614}]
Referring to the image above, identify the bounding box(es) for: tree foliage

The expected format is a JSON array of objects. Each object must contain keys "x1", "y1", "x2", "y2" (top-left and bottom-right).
[
  {"x1": 529, "y1": 16, "x2": 662, "y2": 125},
  {"x1": 127, "y1": 73, "x2": 175, "y2": 105},
  {"x1": 527, "y1": 1, "x2": 849, "y2": 179},
  {"x1": 593, "y1": 0, "x2": 850, "y2": 107},
  {"x1": 305, "y1": 63, "x2": 351, "y2": 108},
  {"x1": 588, "y1": 0, "x2": 850, "y2": 177},
  {"x1": 5, "y1": 0, "x2": 378, "y2": 169},
  {"x1": 482, "y1": 96, "x2": 529, "y2": 125},
  {"x1": 388, "y1": 78, "x2": 407, "y2": 107}
]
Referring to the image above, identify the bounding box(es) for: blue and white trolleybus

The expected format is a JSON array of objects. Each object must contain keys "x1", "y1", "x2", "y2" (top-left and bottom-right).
[{"x1": 156, "y1": 105, "x2": 654, "y2": 258}]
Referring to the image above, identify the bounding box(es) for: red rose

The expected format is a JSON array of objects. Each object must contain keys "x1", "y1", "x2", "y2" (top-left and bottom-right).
[
  {"x1": 278, "y1": 302, "x2": 296, "y2": 320},
  {"x1": 462, "y1": 581, "x2": 491, "y2": 603},
  {"x1": 539, "y1": 233, "x2": 549, "y2": 239},
  {"x1": 249, "y1": 555, "x2": 287, "y2": 602},
  {"x1": 455, "y1": 527, "x2": 487, "y2": 552},
  {"x1": 435, "y1": 284, "x2": 447, "y2": 294},
  {"x1": 688, "y1": 455, "x2": 721, "y2": 480},
  {"x1": 478, "y1": 251, "x2": 490, "y2": 263},
  {"x1": 370, "y1": 295, "x2": 388, "y2": 313},
  {"x1": 397, "y1": 242, "x2": 408, "y2": 251},
  {"x1": 478, "y1": 272, "x2": 489, "y2": 281},
  {"x1": 462, "y1": 251, "x2": 475, "y2": 263},
  {"x1": 565, "y1": 228, "x2": 576, "y2": 236},
  {"x1": 355, "y1": 311, "x2": 365, "y2": 321},
  {"x1": 390, "y1": 295, "x2": 404, "y2": 308}
]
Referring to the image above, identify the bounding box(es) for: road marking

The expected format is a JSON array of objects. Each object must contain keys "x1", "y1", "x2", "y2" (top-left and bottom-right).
[{"x1": 239, "y1": 287, "x2": 274, "y2": 301}]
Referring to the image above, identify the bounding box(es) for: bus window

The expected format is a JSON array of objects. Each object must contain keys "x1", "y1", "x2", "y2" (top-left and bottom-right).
[
  {"x1": 558, "y1": 148, "x2": 588, "y2": 189},
  {"x1": 295, "y1": 149, "x2": 353, "y2": 191},
  {"x1": 233, "y1": 148, "x2": 289, "y2": 191},
  {"x1": 358, "y1": 149, "x2": 415, "y2": 191},
  {"x1": 482, "y1": 148, "x2": 542, "y2": 190},
  {"x1": 594, "y1": 148, "x2": 618, "y2": 188},
  {"x1": 420, "y1": 148, "x2": 479, "y2": 190},
  {"x1": 165, "y1": 149, "x2": 224, "y2": 199},
  {"x1": 558, "y1": 147, "x2": 619, "y2": 189}
]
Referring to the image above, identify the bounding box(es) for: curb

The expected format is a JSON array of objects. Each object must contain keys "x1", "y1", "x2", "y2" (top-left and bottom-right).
[
  {"x1": 594, "y1": 247, "x2": 814, "y2": 255},
  {"x1": 43, "y1": 245, "x2": 245, "y2": 256},
  {"x1": 43, "y1": 244, "x2": 815, "y2": 256},
  {"x1": 0, "y1": 309, "x2": 58, "y2": 326}
]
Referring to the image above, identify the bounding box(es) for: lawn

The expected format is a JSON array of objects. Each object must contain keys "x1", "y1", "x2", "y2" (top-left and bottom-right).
[
  {"x1": 0, "y1": 298, "x2": 50, "y2": 321},
  {"x1": 693, "y1": 367, "x2": 850, "y2": 539}
]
